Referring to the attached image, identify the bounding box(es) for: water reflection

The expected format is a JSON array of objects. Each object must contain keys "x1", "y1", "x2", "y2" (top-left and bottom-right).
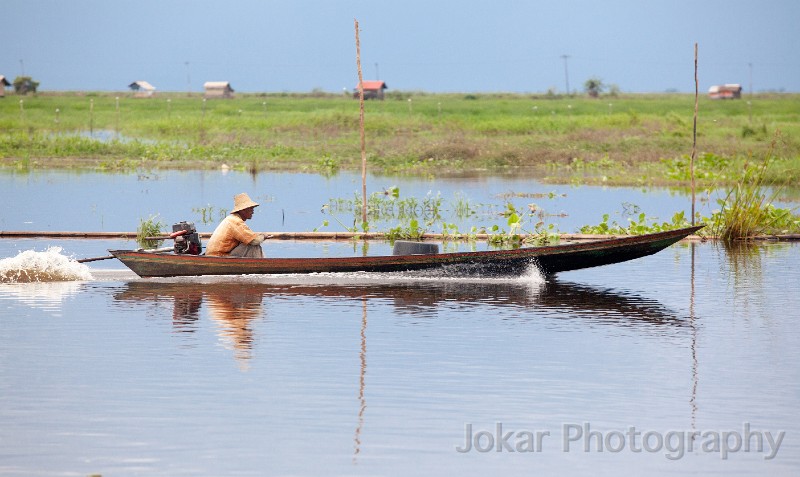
[
  {"x1": 114, "y1": 278, "x2": 684, "y2": 331},
  {"x1": 716, "y1": 240, "x2": 793, "y2": 316},
  {"x1": 721, "y1": 240, "x2": 766, "y2": 285},
  {"x1": 53, "y1": 129, "x2": 159, "y2": 145},
  {"x1": 690, "y1": 242, "x2": 698, "y2": 436},
  {"x1": 4, "y1": 238, "x2": 798, "y2": 476},
  {"x1": 171, "y1": 289, "x2": 203, "y2": 330},
  {"x1": 0, "y1": 280, "x2": 83, "y2": 315},
  {"x1": 206, "y1": 289, "x2": 264, "y2": 367},
  {"x1": 534, "y1": 280, "x2": 684, "y2": 328},
  {"x1": 353, "y1": 298, "x2": 367, "y2": 464},
  {"x1": 112, "y1": 277, "x2": 685, "y2": 466},
  {"x1": 114, "y1": 283, "x2": 265, "y2": 368}
]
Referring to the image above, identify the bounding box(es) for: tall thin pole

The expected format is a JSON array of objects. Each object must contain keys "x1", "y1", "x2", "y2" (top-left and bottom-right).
[
  {"x1": 747, "y1": 62, "x2": 753, "y2": 122},
  {"x1": 691, "y1": 43, "x2": 698, "y2": 226},
  {"x1": 355, "y1": 19, "x2": 368, "y2": 229},
  {"x1": 561, "y1": 54, "x2": 570, "y2": 95},
  {"x1": 185, "y1": 61, "x2": 191, "y2": 95},
  {"x1": 89, "y1": 99, "x2": 95, "y2": 136},
  {"x1": 115, "y1": 96, "x2": 120, "y2": 134}
]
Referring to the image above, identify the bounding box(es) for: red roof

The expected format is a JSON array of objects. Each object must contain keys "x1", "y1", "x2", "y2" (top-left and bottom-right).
[{"x1": 357, "y1": 80, "x2": 387, "y2": 90}]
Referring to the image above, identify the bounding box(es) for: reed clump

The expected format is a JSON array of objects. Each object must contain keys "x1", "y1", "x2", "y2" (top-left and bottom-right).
[
  {"x1": 136, "y1": 215, "x2": 165, "y2": 248},
  {"x1": 706, "y1": 133, "x2": 800, "y2": 241}
]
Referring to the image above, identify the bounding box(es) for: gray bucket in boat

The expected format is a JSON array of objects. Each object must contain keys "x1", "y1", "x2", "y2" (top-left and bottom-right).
[{"x1": 392, "y1": 241, "x2": 440, "y2": 256}]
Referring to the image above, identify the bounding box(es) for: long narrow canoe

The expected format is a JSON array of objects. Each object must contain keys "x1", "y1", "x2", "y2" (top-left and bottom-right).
[{"x1": 110, "y1": 225, "x2": 703, "y2": 278}]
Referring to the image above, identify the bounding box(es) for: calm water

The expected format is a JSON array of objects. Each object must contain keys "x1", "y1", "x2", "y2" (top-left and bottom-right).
[
  {"x1": 0, "y1": 169, "x2": 709, "y2": 234},
  {"x1": 1, "y1": 171, "x2": 799, "y2": 476}
]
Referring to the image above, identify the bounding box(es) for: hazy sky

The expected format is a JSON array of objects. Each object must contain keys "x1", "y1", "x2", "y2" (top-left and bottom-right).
[{"x1": 2, "y1": 0, "x2": 798, "y2": 94}]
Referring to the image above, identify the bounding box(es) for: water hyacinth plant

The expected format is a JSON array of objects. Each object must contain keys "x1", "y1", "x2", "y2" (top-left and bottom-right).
[{"x1": 579, "y1": 210, "x2": 692, "y2": 236}]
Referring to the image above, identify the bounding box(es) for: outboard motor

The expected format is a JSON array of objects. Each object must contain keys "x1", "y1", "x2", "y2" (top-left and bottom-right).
[{"x1": 171, "y1": 221, "x2": 202, "y2": 255}]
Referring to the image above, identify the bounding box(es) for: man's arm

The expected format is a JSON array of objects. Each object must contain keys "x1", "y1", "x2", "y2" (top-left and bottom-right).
[{"x1": 249, "y1": 234, "x2": 266, "y2": 245}]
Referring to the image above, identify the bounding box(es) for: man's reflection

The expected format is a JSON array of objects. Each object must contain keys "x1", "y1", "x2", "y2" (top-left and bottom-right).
[
  {"x1": 205, "y1": 287, "x2": 264, "y2": 368},
  {"x1": 114, "y1": 282, "x2": 265, "y2": 368}
]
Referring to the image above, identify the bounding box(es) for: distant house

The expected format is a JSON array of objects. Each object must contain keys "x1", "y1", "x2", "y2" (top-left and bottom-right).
[
  {"x1": 0, "y1": 76, "x2": 10, "y2": 97},
  {"x1": 708, "y1": 84, "x2": 742, "y2": 99},
  {"x1": 353, "y1": 80, "x2": 387, "y2": 100},
  {"x1": 129, "y1": 80, "x2": 156, "y2": 98},
  {"x1": 204, "y1": 81, "x2": 234, "y2": 99}
]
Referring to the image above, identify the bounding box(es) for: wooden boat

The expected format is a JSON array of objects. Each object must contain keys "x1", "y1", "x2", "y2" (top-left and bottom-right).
[{"x1": 109, "y1": 225, "x2": 703, "y2": 278}]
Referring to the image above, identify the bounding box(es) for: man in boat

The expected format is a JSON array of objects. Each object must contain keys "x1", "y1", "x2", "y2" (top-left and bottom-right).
[{"x1": 205, "y1": 193, "x2": 268, "y2": 258}]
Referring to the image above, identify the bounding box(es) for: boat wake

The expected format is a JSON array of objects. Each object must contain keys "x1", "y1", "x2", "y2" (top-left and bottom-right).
[
  {"x1": 0, "y1": 247, "x2": 93, "y2": 283},
  {"x1": 144, "y1": 262, "x2": 547, "y2": 288}
]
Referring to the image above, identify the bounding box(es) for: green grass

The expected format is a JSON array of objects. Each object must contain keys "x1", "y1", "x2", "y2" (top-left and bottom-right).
[{"x1": 1, "y1": 91, "x2": 799, "y2": 186}]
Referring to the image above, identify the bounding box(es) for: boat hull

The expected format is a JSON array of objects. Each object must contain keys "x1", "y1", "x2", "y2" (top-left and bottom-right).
[{"x1": 110, "y1": 226, "x2": 703, "y2": 278}]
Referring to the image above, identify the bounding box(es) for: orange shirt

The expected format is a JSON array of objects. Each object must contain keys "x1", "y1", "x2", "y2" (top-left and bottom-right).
[{"x1": 205, "y1": 214, "x2": 259, "y2": 256}]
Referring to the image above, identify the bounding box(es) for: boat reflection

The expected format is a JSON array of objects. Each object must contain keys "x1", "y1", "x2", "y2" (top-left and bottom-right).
[
  {"x1": 113, "y1": 277, "x2": 686, "y2": 463},
  {"x1": 114, "y1": 278, "x2": 684, "y2": 331},
  {"x1": 170, "y1": 289, "x2": 203, "y2": 331}
]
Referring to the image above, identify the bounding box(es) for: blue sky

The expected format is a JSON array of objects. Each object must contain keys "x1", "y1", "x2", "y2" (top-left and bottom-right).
[{"x1": 2, "y1": 0, "x2": 798, "y2": 93}]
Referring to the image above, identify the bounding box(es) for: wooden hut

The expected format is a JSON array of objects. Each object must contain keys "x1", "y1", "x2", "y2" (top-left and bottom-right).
[
  {"x1": 0, "y1": 76, "x2": 10, "y2": 97},
  {"x1": 708, "y1": 84, "x2": 742, "y2": 99},
  {"x1": 203, "y1": 81, "x2": 235, "y2": 99},
  {"x1": 353, "y1": 80, "x2": 387, "y2": 100},
  {"x1": 128, "y1": 80, "x2": 156, "y2": 98}
]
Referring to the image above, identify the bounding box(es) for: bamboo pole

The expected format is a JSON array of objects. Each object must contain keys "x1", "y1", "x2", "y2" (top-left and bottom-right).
[
  {"x1": 89, "y1": 99, "x2": 94, "y2": 135},
  {"x1": 691, "y1": 43, "x2": 698, "y2": 226},
  {"x1": 354, "y1": 19, "x2": 368, "y2": 229}
]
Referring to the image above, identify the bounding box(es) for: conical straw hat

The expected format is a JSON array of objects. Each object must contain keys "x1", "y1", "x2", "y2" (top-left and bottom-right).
[{"x1": 231, "y1": 193, "x2": 260, "y2": 213}]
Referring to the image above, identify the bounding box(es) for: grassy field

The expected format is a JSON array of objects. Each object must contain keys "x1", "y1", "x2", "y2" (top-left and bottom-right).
[{"x1": 1, "y1": 91, "x2": 798, "y2": 186}]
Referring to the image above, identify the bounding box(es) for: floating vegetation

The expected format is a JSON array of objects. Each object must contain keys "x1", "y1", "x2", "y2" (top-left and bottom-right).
[
  {"x1": 487, "y1": 202, "x2": 560, "y2": 246},
  {"x1": 386, "y1": 218, "x2": 425, "y2": 241},
  {"x1": 580, "y1": 211, "x2": 691, "y2": 235},
  {"x1": 315, "y1": 155, "x2": 340, "y2": 177},
  {"x1": 136, "y1": 214, "x2": 165, "y2": 248},
  {"x1": 325, "y1": 188, "x2": 448, "y2": 223},
  {"x1": 496, "y1": 191, "x2": 567, "y2": 200},
  {"x1": 319, "y1": 188, "x2": 560, "y2": 246}
]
